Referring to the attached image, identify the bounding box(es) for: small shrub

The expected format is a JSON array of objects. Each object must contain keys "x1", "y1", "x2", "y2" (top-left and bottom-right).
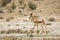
[
  {"x1": 7, "y1": 29, "x2": 15, "y2": 33},
  {"x1": 23, "y1": 26, "x2": 26, "y2": 29},
  {"x1": 8, "y1": 8, "x2": 13, "y2": 13},
  {"x1": 16, "y1": 24, "x2": 19, "y2": 26},
  {"x1": 11, "y1": 3, "x2": 16, "y2": 9},
  {"x1": 29, "y1": 34, "x2": 33, "y2": 37},
  {"x1": 12, "y1": 37, "x2": 17, "y2": 40},
  {"x1": 19, "y1": 0, "x2": 24, "y2": 5},
  {"x1": 15, "y1": 29, "x2": 20, "y2": 33},
  {"x1": 30, "y1": 29, "x2": 34, "y2": 33},
  {"x1": 46, "y1": 23, "x2": 51, "y2": 25},
  {"x1": 2, "y1": 0, "x2": 11, "y2": 7},
  {"x1": 0, "y1": 9, "x2": 4, "y2": 13},
  {"x1": 8, "y1": 24, "x2": 10, "y2": 26},
  {"x1": 0, "y1": 17, "x2": 3, "y2": 19},
  {"x1": 5, "y1": 6, "x2": 13, "y2": 13},
  {"x1": 18, "y1": 38, "x2": 22, "y2": 40},
  {"x1": 28, "y1": 2, "x2": 37, "y2": 10},
  {"x1": 48, "y1": 17, "x2": 55, "y2": 22},
  {"x1": 57, "y1": 6, "x2": 60, "y2": 9},
  {"x1": 1, "y1": 31, "x2": 6, "y2": 34},
  {"x1": 25, "y1": 30, "x2": 27, "y2": 33},
  {"x1": 10, "y1": 17, "x2": 14, "y2": 19},
  {"x1": 23, "y1": 30, "x2": 27, "y2": 34},
  {"x1": 6, "y1": 18, "x2": 10, "y2": 22}
]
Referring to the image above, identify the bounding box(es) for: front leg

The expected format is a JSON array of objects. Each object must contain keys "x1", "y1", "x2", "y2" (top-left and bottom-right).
[
  {"x1": 36, "y1": 24, "x2": 40, "y2": 34},
  {"x1": 42, "y1": 23, "x2": 47, "y2": 34},
  {"x1": 44, "y1": 24, "x2": 47, "y2": 34},
  {"x1": 27, "y1": 25, "x2": 35, "y2": 36},
  {"x1": 39, "y1": 25, "x2": 44, "y2": 35},
  {"x1": 27, "y1": 28, "x2": 34, "y2": 36}
]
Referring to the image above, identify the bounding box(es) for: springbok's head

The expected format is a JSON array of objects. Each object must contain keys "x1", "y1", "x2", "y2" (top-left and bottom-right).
[{"x1": 29, "y1": 13, "x2": 33, "y2": 19}]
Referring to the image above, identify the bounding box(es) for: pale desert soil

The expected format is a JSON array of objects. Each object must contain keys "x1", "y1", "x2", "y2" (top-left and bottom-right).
[{"x1": 0, "y1": 0, "x2": 60, "y2": 40}]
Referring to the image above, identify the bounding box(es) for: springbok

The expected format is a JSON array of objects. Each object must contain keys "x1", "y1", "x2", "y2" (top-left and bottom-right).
[{"x1": 27, "y1": 13, "x2": 47, "y2": 36}]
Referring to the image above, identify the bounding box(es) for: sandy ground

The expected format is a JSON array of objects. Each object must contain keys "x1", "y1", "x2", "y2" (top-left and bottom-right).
[{"x1": 0, "y1": 0, "x2": 60, "y2": 40}]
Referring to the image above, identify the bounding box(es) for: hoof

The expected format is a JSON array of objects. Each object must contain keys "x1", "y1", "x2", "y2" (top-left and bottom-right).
[{"x1": 45, "y1": 30, "x2": 50, "y2": 34}]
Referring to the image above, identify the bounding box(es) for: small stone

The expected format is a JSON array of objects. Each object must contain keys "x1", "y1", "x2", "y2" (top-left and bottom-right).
[{"x1": 8, "y1": 24, "x2": 10, "y2": 26}]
